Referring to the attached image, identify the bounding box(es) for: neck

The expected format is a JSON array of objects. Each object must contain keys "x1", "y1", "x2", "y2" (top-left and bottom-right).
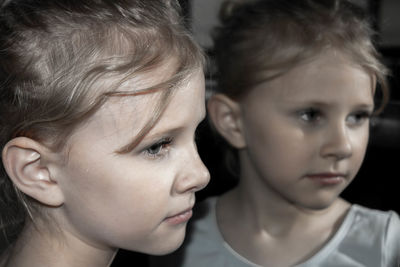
[
  {"x1": 3, "y1": 221, "x2": 117, "y2": 267},
  {"x1": 233, "y1": 187, "x2": 341, "y2": 234},
  {"x1": 219, "y1": 164, "x2": 348, "y2": 237}
]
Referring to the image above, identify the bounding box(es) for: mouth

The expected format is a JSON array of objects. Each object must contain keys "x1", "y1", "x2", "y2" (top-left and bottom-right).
[
  {"x1": 164, "y1": 208, "x2": 193, "y2": 225},
  {"x1": 306, "y1": 173, "x2": 347, "y2": 185}
]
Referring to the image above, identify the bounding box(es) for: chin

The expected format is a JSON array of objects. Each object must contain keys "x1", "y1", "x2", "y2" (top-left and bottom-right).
[
  {"x1": 147, "y1": 239, "x2": 185, "y2": 256},
  {"x1": 301, "y1": 197, "x2": 338, "y2": 211},
  {"x1": 291, "y1": 195, "x2": 333, "y2": 211},
  {"x1": 137, "y1": 228, "x2": 187, "y2": 256},
  {"x1": 151, "y1": 243, "x2": 183, "y2": 255}
]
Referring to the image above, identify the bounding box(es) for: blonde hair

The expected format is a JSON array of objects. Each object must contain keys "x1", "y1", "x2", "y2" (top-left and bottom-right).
[
  {"x1": 213, "y1": 0, "x2": 389, "y2": 108},
  {"x1": 0, "y1": 0, "x2": 204, "y2": 249}
]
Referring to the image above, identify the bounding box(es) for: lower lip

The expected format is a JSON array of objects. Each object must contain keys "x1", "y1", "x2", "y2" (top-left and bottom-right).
[
  {"x1": 307, "y1": 176, "x2": 344, "y2": 185},
  {"x1": 164, "y1": 209, "x2": 193, "y2": 225}
]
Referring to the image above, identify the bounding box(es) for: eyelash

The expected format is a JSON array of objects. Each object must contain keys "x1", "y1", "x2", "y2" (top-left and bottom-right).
[
  {"x1": 347, "y1": 111, "x2": 372, "y2": 125},
  {"x1": 143, "y1": 137, "x2": 173, "y2": 159},
  {"x1": 298, "y1": 108, "x2": 321, "y2": 123},
  {"x1": 297, "y1": 108, "x2": 372, "y2": 125}
]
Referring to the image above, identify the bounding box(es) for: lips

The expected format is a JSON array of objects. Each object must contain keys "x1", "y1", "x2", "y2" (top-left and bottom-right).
[
  {"x1": 164, "y1": 207, "x2": 193, "y2": 225},
  {"x1": 307, "y1": 173, "x2": 346, "y2": 178},
  {"x1": 306, "y1": 173, "x2": 347, "y2": 185}
]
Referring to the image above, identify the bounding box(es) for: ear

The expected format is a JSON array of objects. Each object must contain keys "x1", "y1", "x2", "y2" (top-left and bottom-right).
[
  {"x1": 2, "y1": 137, "x2": 64, "y2": 207},
  {"x1": 207, "y1": 94, "x2": 246, "y2": 149}
]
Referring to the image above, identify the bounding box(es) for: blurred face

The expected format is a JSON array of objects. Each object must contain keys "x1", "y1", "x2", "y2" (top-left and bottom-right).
[
  {"x1": 239, "y1": 51, "x2": 374, "y2": 210},
  {"x1": 52, "y1": 68, "x2": 210, "y2": 255}
]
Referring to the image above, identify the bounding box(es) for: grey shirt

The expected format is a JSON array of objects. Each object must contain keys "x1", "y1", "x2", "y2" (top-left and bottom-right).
[{"x1": 151, "y1": 197, "x2": 400, "y2": 267}]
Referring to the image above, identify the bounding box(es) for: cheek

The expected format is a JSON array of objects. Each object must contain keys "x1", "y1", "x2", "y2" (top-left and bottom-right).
[
  {"x1": 351, "y1": 129, "x2": 370, "y2": 160},
  {"x1": 246, "y1": 126, "x2": 308, "y2": 174},
  {"x1": 58, "y1": 160, "x2": 175, "y2": 246},
  {"x1": 248, "y1": 123, "x2": 307, "y2": 157},
  {"x1": 73, "y1": 159, "x2": 171, "y2": 208},
  {"x1": 60, "y1": 152, "x2": 171, "y2": 218}
]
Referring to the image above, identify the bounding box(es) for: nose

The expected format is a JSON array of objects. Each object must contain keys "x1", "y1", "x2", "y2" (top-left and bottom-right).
[
  {"x1": 173, "y1": 145, "x2": 210, "y2": 194},
  {"x1": 320, "y1": 122, "x2": 353, "y2": 160}
]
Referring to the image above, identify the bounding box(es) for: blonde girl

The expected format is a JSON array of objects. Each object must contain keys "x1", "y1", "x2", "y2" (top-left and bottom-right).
[{"x1": 0, "y1": 0, "x2": 210, "y2": 266}]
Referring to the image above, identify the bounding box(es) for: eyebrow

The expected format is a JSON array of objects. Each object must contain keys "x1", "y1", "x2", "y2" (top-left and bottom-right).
[
  {"x1": 141, "y1": 127, "x2": 183, "y2": 144},
  {"x1": 288, "y1": 100, "x2": 374, "y2": 110}
]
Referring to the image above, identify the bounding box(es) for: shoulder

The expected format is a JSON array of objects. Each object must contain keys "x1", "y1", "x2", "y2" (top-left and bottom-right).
[
  {"x1": 337, "y1": 205, "x2": 400, "y2": 266},
  {"x1": 349, "y1": 204, "x2": 399, "y2": 232},
  {"x1": 344, "y1": 204, "x2": 400, "y2": 241},
  {"x1": 302, "y1": 205, "x2": 400, "y2": 267},
  {"x1": 357, "y1": 207, "x2": 400, "y2": 266}
]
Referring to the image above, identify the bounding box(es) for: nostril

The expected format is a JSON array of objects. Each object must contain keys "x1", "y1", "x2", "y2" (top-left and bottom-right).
[{"x1": 321, "y1": 142, "x2": 352, "y2": 160}]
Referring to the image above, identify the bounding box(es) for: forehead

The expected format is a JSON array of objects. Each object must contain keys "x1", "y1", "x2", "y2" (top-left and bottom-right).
[
  {"x1": 249, "y1": 51, "x2": 374, "y2": 101},
  {"x1": 90, "y1": 58, "x2": 179, "y2": 118}
]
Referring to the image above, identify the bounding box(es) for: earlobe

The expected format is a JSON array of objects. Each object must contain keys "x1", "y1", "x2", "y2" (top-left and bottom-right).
[
  {"x1": 2, "y1": 137, "x2": 64, "y2": 207},
  {"x1": 207, "y1": 94, "x2": 246, "y2": 149}
]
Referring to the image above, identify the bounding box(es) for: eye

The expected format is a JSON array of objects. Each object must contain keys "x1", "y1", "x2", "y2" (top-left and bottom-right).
[
  {"x1": 144, "y1": 137, "x2": 172, "y2": 158},
  {"x1": 298, "y1": 108, "x2": 322, "y2": 123},
  {"x1": 347, "y1": 111, "x2": 372, "y2": 126}
]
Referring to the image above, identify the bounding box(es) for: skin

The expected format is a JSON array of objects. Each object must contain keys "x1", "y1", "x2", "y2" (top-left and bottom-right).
[
  {"x1": 214, "y1": 51, "x2": 375, "y2": 266},
  {"x1": 1, "y1": 66, "x2": 210, "y2": 267}
]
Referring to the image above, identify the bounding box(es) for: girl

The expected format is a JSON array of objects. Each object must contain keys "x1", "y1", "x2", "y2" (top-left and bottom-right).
[
  {"x1": 0, "y1": 0, "x2": 210, "y2": 266},
  {"x1": 151, "y1": 0, "x2": 400, "y2": 266}
]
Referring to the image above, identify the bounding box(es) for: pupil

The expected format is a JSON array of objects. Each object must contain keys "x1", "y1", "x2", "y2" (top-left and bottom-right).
[{"x1": 149, "y1": 144, "x2": 161, "y2": 154}]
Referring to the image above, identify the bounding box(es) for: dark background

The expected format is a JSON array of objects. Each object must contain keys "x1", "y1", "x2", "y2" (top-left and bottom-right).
[{"x1": 116, "y1": 0, "x2": 400, "y2": 265}]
